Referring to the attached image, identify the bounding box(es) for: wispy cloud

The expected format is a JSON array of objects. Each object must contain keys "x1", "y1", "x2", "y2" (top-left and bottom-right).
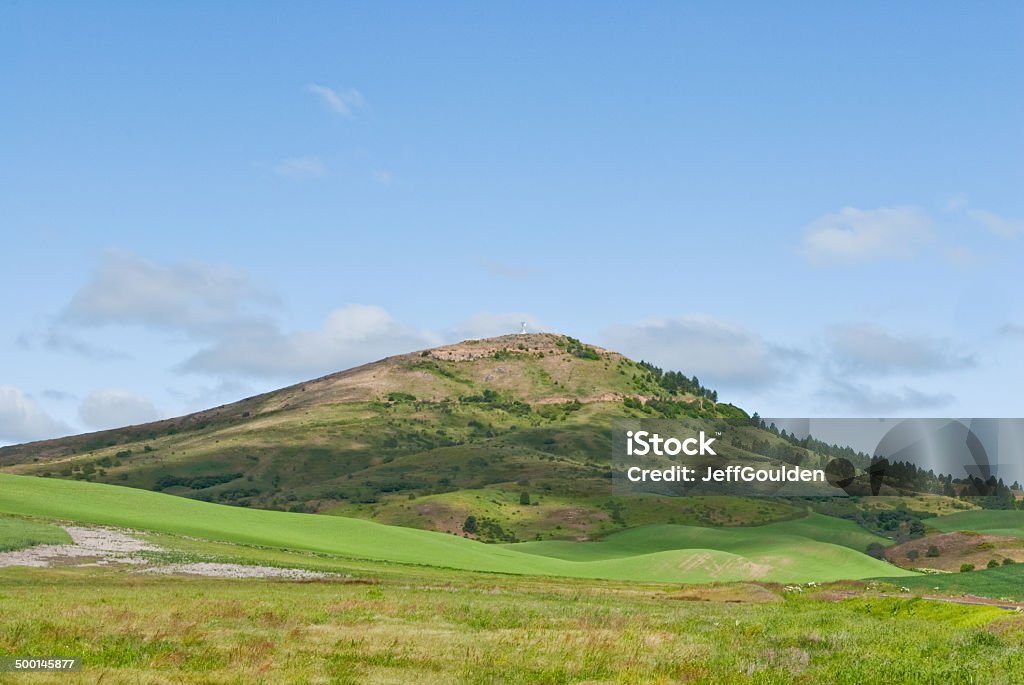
[
  {"x1": 180, "y1": 304, "x2": 440, "y2": 379},
  {"x1": 306, "y1": 83, "x2": 365, "y2": 117},
  {"x1": 78, "y1": 389, "x2": 161, "y2": 430},
  {"x1": 371, "y1": 169, "x2": 393, "y2": 186},
  {"x1": 817, "y1": 377, "x2": 954, "y2": 413},
  {"x1": 60, "y1": 250, "x2": 276, "y2": 339},
  {"x1": 800, "y1": 206, "x2": 933, "y2": 265},
  {"x1": 945, "y1": 194, "x2": 1024, "y2": 238},
  {"x1": 825, "y1": 323, "x2": 975, "y2": 376},
  {"x1": 603, "y1": 315, "x2": 806, "y2": 389},
  {"x1": 476, "y1": 258, "x2": 534, "y2": 281},
  {"x1": 997, "y1": 323, "x2": 1024, "y2": 339},
  {"x1": 272, "y1": 156, "x2": 327, "y2": 178},
  {"x1": 16, "y1": 328, "x2": 129, "y2": 361},
  {"x1": 966, "y1": 208, "x2": 1024, "y2": 238}
]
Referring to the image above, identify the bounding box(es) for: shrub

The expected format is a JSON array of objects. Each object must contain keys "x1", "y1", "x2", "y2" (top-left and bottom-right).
[
  {"x1": 462, "y1": 516, "x2": 478, "y2": 534},
  {"x1": 988, "y1": 559, "x2": 1000, "y2": 569},
  {"x1": 1003, "y1": 558, "x2": 1016, "y2": 566},
  {"x1": 387, "y1": 392, "x2": 416, "y2": 402},
  {"x1": 960, "y1": 563, "x2": 976, "y2": 573},
  {"x1": 865, "y1": 542, "x2": 886, "y2": 559},
  {"x1": 519, "y1": 491, "x2": 530, "y2": 505},
  {"x1": 906, "y1": 549, "x2": 920, "y2": 561},
  {"x1": 926, "y1": 545, "x2": 941, "y2": 558}
]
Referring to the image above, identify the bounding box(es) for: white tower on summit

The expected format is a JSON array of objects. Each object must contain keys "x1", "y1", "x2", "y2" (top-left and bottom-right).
[{"x1": 519, "y1": 321, "x2": 528, "y2": 334}]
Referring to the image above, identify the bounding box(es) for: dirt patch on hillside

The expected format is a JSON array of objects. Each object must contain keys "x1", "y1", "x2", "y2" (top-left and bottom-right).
[
  {"x1": 139, "y1": 563, "x2": 333, "y2": 580},
  {"x1": 886, "y1": 532, "x2": 1024, "y2": 571},
  {"x1": 0, "y1": 525, "x2": 342, "y2": 580}
]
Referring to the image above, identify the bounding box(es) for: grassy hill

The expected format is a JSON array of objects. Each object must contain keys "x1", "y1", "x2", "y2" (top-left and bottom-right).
[
  {"x1": 0, "y1": 473, "x2": 913, "y2": 583},
  {"x1": 0, "y1": 333, "x2": 823, "y2": 541},
  {"x1": 0, "y1": 332, "x2": 978, "y2": 545},
  {"x1": 925, "y1": 510, "x2": 1024, "y2": 537}
]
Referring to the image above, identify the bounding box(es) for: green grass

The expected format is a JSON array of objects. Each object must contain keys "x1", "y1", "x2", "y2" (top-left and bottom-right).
[
  {"x1": 0, "y1": 474, "x2": 911, "y2": 584},
  {"x1": 0, "y1": 566, "x2": 1018, "y2": 684},
  {"x1": 509, "y1": 514, "x2": 906, "y2": 583},
  {"x1": 925, "y1": 510, "x2": 1024, "y2": 537},
  {"x1": 0, "y1": 514, "x2": 71, "y2": 551},
  {"x1": 877, "y1": 563, "x2": 1024, "y2": 602}
]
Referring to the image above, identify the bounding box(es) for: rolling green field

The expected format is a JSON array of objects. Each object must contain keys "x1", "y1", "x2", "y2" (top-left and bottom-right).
[
  {"x1": 0, "y1": 515, "x2": 71, "y2": 552},
  {"x1": 4, "y1": 474, "x2": 1024, "y2": 683},
  {"x1": 0, "y1": 474, "x2": 911, "y2": 584},
  {"x1": 925, "y1": 510, "x2": 1024, "y2": 537},
  {"x1": 510, "y1": 515, "x2": 903, "y2": 583}
]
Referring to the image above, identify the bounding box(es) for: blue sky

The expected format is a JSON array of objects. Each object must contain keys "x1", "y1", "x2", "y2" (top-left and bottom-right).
[{"x1": 2, "y1": 2, "x2": 1023, "y2": 443}]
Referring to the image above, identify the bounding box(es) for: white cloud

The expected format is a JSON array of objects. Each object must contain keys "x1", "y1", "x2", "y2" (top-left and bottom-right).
[
  {"x1": 800, "y1": 206, "x2": 933, "y2": 264},
  {"x1": 825, "y1": 323, "x2": 974, "y2": 376},
  {"x1": 371, "y1": 170, "x2": 393, "y2": 185},
  {"x1": 78, "y1": 389, "x2": 160, "y2": 430},
  {"x1": 602, "y1": 315, "x2": 803, "y2": 389},
  {"x1": 0, "y1": 385, "x2": 72, "y2": 443},
  {"x1": 272, "y1": 157, "x2": 327, "y2": 178},
  {"x1": 61, "y1": 250, "x2": 274, "y2": 338},
  {"x1": 447, "y1": 313, "x2": 544, "y2": 340},
  {"x1": 181, "y1": 304, "x2": 440, "y2": 378},
  {"x1": 306, "y1": 83, "x2": 365, "y2": 117}
]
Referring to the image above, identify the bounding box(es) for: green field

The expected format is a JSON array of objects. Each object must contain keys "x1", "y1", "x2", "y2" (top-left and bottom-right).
[
  {"x1": 0, "y1": 474, "x2": 911, "y2": 584},
  {"x1": 509, "y1": 514, "x2": 902, "y2": 583},
  {"x1": 5, "y1": 474, "x2": 1024, "y2": 684},
  {"x1": 925, "y1": 510, "x2": 1024, "y2": 537},
  {"x1": 0, "y1": 566, "x2": 1018, "y2": 684},
  {"x1": 0, "y1": 514, "x2": 71, "y2": 552},
  {"x1": 878, "y1": 564, "x2": 1024, "y2": 602}
]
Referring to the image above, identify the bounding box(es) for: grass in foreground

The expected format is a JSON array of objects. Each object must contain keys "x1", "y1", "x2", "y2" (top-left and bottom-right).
[
  {"x1": 0, "y1": 566, "x2": 1021, "y2": 684},
  {"x1": 0, "y1": 515, "x2": 71, "y2": 552}
]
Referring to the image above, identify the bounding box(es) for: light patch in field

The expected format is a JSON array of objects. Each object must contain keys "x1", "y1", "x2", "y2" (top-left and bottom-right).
[{"x1": 139, "y1": 562, "x2": 336, "y2": 580}]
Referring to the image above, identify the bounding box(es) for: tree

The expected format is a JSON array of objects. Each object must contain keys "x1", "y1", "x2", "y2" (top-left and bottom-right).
[
  {"x1": 926, "y1": 545, "x2": 941, "y2": 558},
  {"x1": 906, "y1": 549, "x2": 920, "y2": 561},
  {"x1": 960, "y1": 563, "x2": 975, "y2": 573},
  {"x1": 866, "y1": 542, "x2": 886, "y2": 559},
  {"x1": 519, "y1": 491, "x2": 530, "y2": 505},
  {"x1": 462, "y1": 516, "x2": 477, "y2": 534},
  {"x1": 988, "y1": 559, "x2": 1000, "y2": 569},
  {"x1": 1003, "y1": 558, "x2": 1016, "y2": 566}
]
